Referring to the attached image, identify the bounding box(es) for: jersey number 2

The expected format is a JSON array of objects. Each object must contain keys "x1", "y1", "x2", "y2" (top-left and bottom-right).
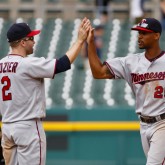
[
  {"x1": 1, "y1": 76, "x2": 12, "y2": 101},
  {"x1": 154, "y1": 86, "x2": 164, "y2": 99}
]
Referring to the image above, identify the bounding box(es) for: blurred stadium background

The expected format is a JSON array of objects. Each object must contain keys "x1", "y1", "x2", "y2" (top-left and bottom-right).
[{"x1": 0, "y1": 0, "x2": 164, "y2": 165}]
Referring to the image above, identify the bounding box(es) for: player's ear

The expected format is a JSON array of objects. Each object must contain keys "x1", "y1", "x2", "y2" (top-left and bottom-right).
[
  {"x1": 154, "y1": 32, "x2": 160, "y2": 40},
  {"x1": 20, "y1": 39, "x2": 26, "y2": 47}
]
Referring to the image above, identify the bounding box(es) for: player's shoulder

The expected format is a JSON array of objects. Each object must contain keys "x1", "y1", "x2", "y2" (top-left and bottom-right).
[
  {"x1": 121, "y1": 52, "x2": 145, "y2": 66},
  {"x1": 23, "y1": 56, "x2": 46, "y2": 62},
  {"x1": 23, "y1": 56, "x2": 47, "y2": 64},
  {"x1": 22, "y1": 56, "x2": 56, "y2": 69},
  {"x1": 126, "y1": 52, "x2": 144, "y2": 59},
  {"x1": 20, "y1": 57, "x2": 46, "y2": 69},
  {"x1": 124, "y1": 52, "x2": 144, "y2": 61},
  {"x1": 0, "y1": 56, "x2": 10, "y2": 62}
]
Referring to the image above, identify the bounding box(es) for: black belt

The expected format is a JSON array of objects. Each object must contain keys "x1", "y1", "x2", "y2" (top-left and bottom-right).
[{"x1": 139, "y1": 113, "x2": 165, "y2": 124}]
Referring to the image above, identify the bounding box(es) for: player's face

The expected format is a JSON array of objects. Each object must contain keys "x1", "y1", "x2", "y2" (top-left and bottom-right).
[
  {"x1": 138, "y1": 31, "x2": 156, "y2": 49},
  {"x1": 23, "y1": 36, "x2": 35, "y2": 55}
]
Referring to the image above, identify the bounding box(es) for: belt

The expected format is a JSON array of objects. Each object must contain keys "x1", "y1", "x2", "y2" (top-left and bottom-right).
[{"x1": 139, "y1": 113, "x2": 165, "y2": 124}]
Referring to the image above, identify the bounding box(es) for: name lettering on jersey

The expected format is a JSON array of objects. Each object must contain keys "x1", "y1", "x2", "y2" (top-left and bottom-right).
[
  {"x1": 131, "y1": 72, "x2": 165, "y2": 85},
  {"x1": 0, "y1": 62, "x2": 18, "y2": 73}
]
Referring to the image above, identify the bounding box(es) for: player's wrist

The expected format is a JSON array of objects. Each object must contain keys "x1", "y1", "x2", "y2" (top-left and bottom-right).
[
  {"x1": 76, "y1": 38, "x2": 84, "y2": 45},
  {"x1": 87, "y1": 38, "x2": 94, "y2": 45}
]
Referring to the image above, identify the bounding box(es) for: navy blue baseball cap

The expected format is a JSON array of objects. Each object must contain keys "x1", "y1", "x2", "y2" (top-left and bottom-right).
[
  {"x1": 131, "y1": 18, "x2": 162, "y2": 34},
  {"x1": 7, "y1": 23, "x2": 40, "y2": 42}
]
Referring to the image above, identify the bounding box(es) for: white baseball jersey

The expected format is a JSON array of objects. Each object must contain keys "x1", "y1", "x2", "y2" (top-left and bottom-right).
[
  {"x1": 0, "y1": 54, "x2": 56, "y2": 123},
  {"x1": 105, "y1": 51, "x2": 165, "y2": 116}
]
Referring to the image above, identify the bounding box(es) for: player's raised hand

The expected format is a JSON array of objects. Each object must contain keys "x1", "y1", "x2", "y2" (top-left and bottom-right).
[
  {"x1": 65, "y1": 18, "x2": 91, "y2": 63},
  {"x1": 87, "y1": 26, "x2": 95, "y2": 44},
  {"x1": 77, "y1": 17, "x2": 91, "y2": 43}
]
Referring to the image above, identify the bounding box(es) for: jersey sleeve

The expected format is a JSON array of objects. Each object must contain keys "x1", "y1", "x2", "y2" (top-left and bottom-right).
[
  {"x1": 24, "y1": 57, "x2": 56, "y2": 79},
  {"x1": 105, "y1": 57, "x2": 129, "y2": 80}
]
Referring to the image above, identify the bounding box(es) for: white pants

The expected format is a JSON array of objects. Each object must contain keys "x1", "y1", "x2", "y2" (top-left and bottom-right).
[
  {"x1": 140, "y1": 119, "x2": 165, "y2": 165},
  {"x1": 1, "y1": 119, "x2": 46, "y2": 165}
]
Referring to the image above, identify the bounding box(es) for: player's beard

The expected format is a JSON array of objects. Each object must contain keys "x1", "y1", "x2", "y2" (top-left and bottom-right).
[
  {"x1": 138, "y1": 42, "x2": 151, "y2": 50},
  {"x1": 139, "y1": 46, "x2": 145, "y2": 49},
  {"x1": 138, "y1": 45, "x2": 145, "y2": 49},
  {"x1": 138, "y1": 40, "x2": 145, "y2": 49},
  {"x1": 26, "y1": 47, "x2": 33, "y2": 55}
]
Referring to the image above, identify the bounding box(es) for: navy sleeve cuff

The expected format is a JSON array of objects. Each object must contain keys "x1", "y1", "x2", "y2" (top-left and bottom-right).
[{"x1": 55, "y1": 55, "x2": 71, "y2": 74}]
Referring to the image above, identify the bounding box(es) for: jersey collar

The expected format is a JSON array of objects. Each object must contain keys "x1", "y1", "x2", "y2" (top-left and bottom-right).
[
  {"x1": 145, "y1": 51, "x2": 165, "y2": 62},
  {"x1": 8, "y1": 54, "x2": 24, "y2": 57}
]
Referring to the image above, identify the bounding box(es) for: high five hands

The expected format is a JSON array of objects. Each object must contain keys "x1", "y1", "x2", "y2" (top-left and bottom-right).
[
  {"x1": 77, "y1": 17, "x2": 91, "y2": 44},
  {"x1": 78, "y1": 17, "x2": 95, "y2": 44}
]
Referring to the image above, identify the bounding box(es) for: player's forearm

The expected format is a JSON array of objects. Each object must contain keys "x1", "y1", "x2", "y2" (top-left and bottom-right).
[
  {"x1": 66, "y1": 39, "x2": 84, "y2": 64},
  {"x1": 88, "y1": 41, "x2": 114, "y2": 79},
  {"x1": 88, "y1": 41, "x2": 105, "y2": 78}
]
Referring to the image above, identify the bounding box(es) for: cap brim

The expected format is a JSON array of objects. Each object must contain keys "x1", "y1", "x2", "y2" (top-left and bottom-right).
[
  {"x1": 27, "y1": 30, "x2": 40, "y2": 37},
  {"x1": 131, "y1": 27, "x2": 154, "y2": 33}
]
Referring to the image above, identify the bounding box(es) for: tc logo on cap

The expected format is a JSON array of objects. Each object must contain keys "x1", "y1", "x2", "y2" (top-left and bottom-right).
[{"x1": 131, "y1": 18, "x2": 162, "y2": 34}]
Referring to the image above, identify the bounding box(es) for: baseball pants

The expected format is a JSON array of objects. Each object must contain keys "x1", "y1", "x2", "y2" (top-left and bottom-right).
[
  {"x1": 140, "y1": 119, "x2": 165, "y2": 165},
  {"x1": 1, "y1": 119, "x2": 46, "y2": 165}
]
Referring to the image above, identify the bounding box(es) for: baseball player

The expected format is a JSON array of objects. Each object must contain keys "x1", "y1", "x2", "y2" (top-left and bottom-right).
[
  {"x1": 0, "y1": 18, "x2": 90, "y2": 165},
  {"x1": 87, "y1": 18, "x2": 165, "y2": 165}
]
